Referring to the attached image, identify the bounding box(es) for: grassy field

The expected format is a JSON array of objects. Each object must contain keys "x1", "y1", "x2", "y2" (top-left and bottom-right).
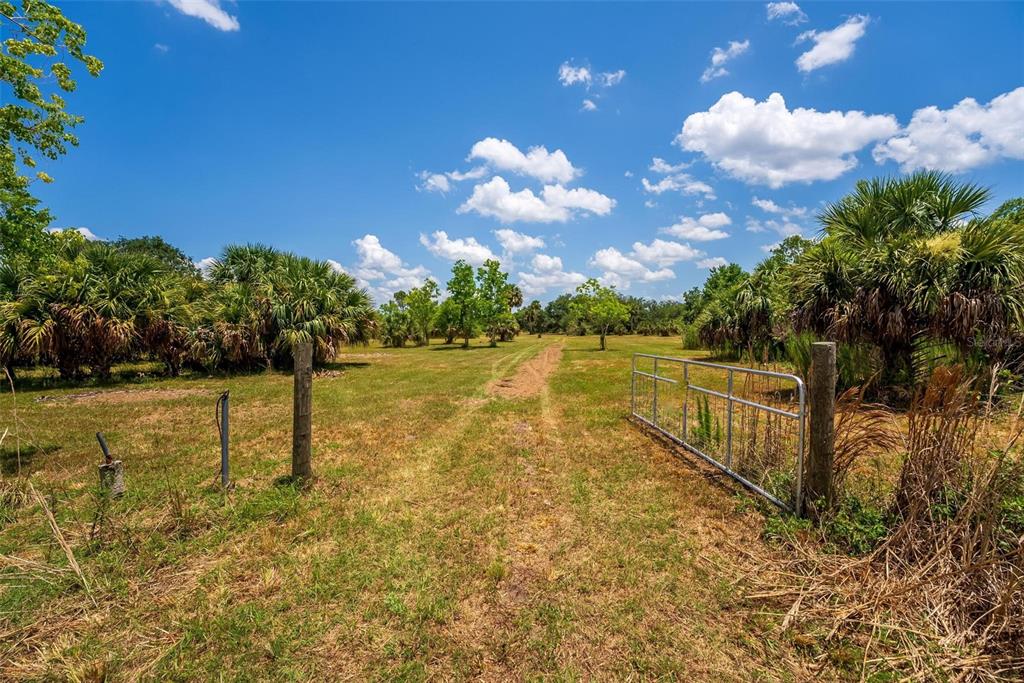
[{"x1": 3, "y1": 335, "x2": 854, "y2": 680}]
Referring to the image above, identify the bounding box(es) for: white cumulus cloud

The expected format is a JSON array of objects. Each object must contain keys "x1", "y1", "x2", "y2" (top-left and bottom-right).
[
  {"x1": 531, "y1": 253, "x2": 563, "y2": 273},
  {"x1": 558, "y1": 63, "x2": 592, "y2": 87},
  {"x1": 746, "y1": 217, "x2": 804, "y2": 237},
  {"x1": 751, "y1": 196, "x2": 808, "y2": 219},
  {"x1": 518, "y1": 270, "x2": 586, "y2": 297},
  {"x1": 558, "y1": 62, "x2": 626, "y2": 89},
  {"x1": 350, "y1": 234, "x2": 431, "y2": 303},
  {"x1": 353, "y1": 234, "x2": 405, "y2": 275},
  {"x1": 661, "y1": 213, "x2": 732, "y2": 241},
  {"x1": 650, "y1": 157, "x2": 689, "y2": 174},
  {"x1": 165, "y1": 0, "x2": 240, "y2": 31},
  {"x1": 468, "y1": 137, "x2": 579, "y2": 184},
  {"x1": 590, "y1": 247, "x2": 675, "y2": 288},
  {"x1": 494, "y1": 229, "x2": 545, "y2": 254},
  {"x1": 766, "y1": 2, "x2": 807, "y2": 25},
  {"x1": 419, "y1": 230, "x2": 498, "y2": 266},
  {"x1": 641, "y1": 175, "x2": 716, "y2": 199},
  {"x1": 642, "y1": 157, "x2": 715, "y2": 199},
  {"x1": 796, "y1": 15, "x2": 870, "y2": 73},
  {"x1": 517, "y1": 253, "x2": 586, "y2": 296},
  {"x1": 458, "y1": 176, "x2": 615, "y2": 224},
  {"x1": 582, "y1": 99, "x2": 598, "y2": 112},
  {"x1": 697, "y1": 257, "x2": 729, "y2": 269},
  {"x1": 417, "y1": 166, "x2": 488, "y2": 194},
  {"x1": 629, "y1": 239, "x2": 704, "y2": 267},
  {"x1": 676, "y1": 91, "x2": 898, "y2": 187},
  {"x1": 418, "y1": 171, "x2": 451, "y2": 194},
  {"x1": 873, "y1": 87, "x2": 1024, "y2": 173},
  {"x1": 701, "y1": 39, "x2": 750, "y2": 83}
]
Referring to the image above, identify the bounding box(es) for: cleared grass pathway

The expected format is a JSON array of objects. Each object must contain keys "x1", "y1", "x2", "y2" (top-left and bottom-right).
[{"x1": 1, "y1": 336, "x2": 825, "y2": 680}]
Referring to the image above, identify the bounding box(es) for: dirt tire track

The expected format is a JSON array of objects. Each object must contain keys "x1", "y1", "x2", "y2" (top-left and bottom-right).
[
  {"x1": 487, "y1": 342, "x2": 564, "y2": 399},
  {"x1": 449, "y1": 340, "x2": 572, "y2": 677}
]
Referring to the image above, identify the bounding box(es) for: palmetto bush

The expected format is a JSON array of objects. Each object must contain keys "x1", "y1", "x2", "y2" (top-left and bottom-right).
[
  {"x1": 0, "y1": 238, "x2": 376, "y2": 378},
  {"x1": 1, "y1": 235, "x2": 171, "y2": 379},
  {"x1": 201, "y1": 244, "x2": 375, "y2": 369},
  {"x1": 792, "y1": 173, "x2": 1024, "y2": 392}
]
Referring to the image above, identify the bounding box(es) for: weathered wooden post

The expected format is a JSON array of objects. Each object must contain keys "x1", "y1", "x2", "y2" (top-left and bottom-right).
[
  {"x1": 804, "y1": 341, "x2": 837, "y2": 517},
  {"x1": 291, "y1": 342, "x2": 313, "y2": 484}
]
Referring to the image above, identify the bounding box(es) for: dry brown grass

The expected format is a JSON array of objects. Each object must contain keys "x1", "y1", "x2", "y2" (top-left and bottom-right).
[
  {"x1": 9, "y1": 336, "x2": 1018, "y2": 680},
  {"x1": 832, "y1": 387, "x2": 902, "y2": 497},
  {"x1": 751, "y1": 367, "x2": 1024, "y2": 681}
]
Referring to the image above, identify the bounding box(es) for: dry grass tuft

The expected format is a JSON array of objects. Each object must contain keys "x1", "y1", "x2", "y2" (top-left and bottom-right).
[
  {"x1": 832, "y1": 386, "x2": 901, "y2": 496},
  {"x1": 752, "y1": 367, "x2": 1024, "y2": 681}
]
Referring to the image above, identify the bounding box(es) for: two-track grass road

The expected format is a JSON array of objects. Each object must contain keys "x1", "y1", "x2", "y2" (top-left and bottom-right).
[{"x1": 1, "y1": 335, "x2": 824, "y2": 681}]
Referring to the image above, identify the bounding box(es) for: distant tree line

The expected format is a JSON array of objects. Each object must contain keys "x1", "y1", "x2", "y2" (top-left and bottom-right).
[
  {"x1": 377, "y1": 259, "x2": 522, "y2": 349},
  {"x1": 377, "y1": 259, "x2": 638, "y2": 352}
]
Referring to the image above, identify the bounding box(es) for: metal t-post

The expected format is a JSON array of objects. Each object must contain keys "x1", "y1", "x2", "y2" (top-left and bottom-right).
[{"x1": 219, "y1": 391, "x2": 230, "y2": 489}]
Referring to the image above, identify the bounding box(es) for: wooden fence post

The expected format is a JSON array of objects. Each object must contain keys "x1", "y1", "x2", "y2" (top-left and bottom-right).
[
  {"x1": 804, "y1": 341, "x2": 836, "y2": 517},
  {"x1": 292, "y1": 342, "x2": 313, "y2": 484}
]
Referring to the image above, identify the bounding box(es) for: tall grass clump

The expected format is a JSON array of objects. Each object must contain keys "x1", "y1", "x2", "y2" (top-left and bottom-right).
[{"x1": 754, "y1": 367, "x2": 1024, "y2": 680}]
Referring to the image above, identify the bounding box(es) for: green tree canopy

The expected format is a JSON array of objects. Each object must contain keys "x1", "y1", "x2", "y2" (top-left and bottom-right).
[
  {"x1": 405, "y1": 279, "x2": 440, "y2": 346},
  {"x1": 446, "y1": 260, "x2": 477, "y2": 348},
  {"x1": 792, "y1": 172, "x2": 1023, "y2": 387},
  {"x1": 113, "y1": 235, "x2": 198, "y2": 276},
  {"x1": 476, "y1": 259, "x2": 512, "y2": 347},
  {"x1": 572, "y1": 278, "x2": 628, "y2": 350},
  {"x1": 1, "y1": 0, "x2": 103, "y2": 261},
  {"x1": 518, "y1": 300, "x2": 546, "y2": 337}
]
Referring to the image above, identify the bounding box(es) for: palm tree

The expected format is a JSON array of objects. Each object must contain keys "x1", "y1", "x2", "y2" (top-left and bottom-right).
[
  {"x1": 199, "y1": 245, "x2": 375, "y2": 369},
  {"x1": 0, "y1": 237, "x2": 174, "y2": 379},
  {"x1": 792, "y1": 172, "x2": 1023, "y2": 389}
]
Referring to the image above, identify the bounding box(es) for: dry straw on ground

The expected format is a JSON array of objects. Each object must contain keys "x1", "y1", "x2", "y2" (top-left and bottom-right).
[{"x1": 751, "y1": 368, "x2": 1024, "y2": 681}]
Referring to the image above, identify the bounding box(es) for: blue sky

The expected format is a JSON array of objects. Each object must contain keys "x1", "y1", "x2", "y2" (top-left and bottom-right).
[{"x1": 38, "y1": 1, "x2": 1024, "y2": 303}]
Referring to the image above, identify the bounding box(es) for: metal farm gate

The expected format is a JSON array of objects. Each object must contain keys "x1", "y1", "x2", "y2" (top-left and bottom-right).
[{"x1": 631, "y1": 354, "x2": 806, "y2": 511}]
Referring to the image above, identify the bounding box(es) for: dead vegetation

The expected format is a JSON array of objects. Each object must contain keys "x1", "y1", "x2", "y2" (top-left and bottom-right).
[{"x1": 751, "y1": 367, "x2": 1024, "y2": 681}]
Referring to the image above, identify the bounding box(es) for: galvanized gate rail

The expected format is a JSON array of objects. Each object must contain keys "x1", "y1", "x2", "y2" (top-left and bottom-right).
[{"x1": 631, "y1": 353, "x2": 806, "y2": 511}]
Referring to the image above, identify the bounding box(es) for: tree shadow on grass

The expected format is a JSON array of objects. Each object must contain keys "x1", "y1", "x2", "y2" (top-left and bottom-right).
[
  {"x1": 5, "y1": 364, "x2": 224, "y2": 393},
  {"x1": 0, "y1": 444, "x2": 62, "y2": 475},
  {"x1": 429, "y1": 345, "x2": 490, "y2": 352},
  {"x1": 319, "y1": 361, "x2": 372, "y2": 371},
  {"x1": 5, "y1": 359, "x2": 379, "y2": 394}
]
